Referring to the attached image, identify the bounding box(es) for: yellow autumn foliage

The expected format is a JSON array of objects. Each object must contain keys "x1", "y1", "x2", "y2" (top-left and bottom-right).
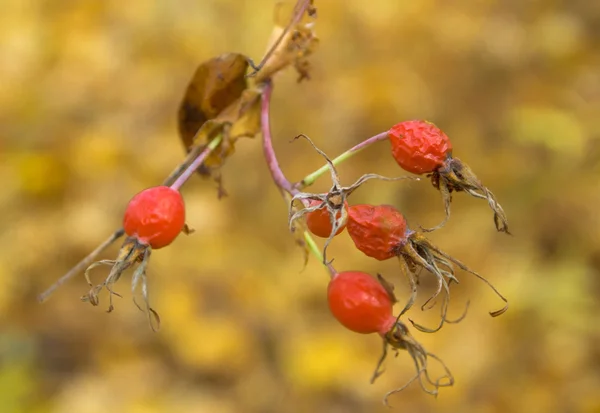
[{"x1": 1, "y1": 1, "x2": 599, "y2": 413}]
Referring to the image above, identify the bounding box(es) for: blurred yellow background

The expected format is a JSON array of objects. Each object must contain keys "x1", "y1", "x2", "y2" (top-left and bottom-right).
[{"x1": 1, "y1": 0, "x2": 599, "y2": 412}]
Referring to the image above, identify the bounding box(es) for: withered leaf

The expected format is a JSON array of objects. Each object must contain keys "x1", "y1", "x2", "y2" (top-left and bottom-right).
[
  {"x1": 177, "y1": 53, "x2": 263, "y2": 172},
  {"x1": 186, "y1": 87, "x2": 263, "y2": 170},
  {"x1": 251, "y1": 1, "x2": 319, "y2": 84},
  {"x1": 218, "y1": 88, "x2": 262, "y2": 140},
  {"x1": 178, "y1": 53, "x2": 249, "y2": 150}
]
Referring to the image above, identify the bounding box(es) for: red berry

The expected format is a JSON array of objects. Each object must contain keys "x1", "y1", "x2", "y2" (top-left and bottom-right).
[
  {"x1": 388, "y1": 120, "x2": 452, "y2": 174},
  {"x1": 346, "y1": 204, "x2": 407, "y2": 261},
  {"x1": 327, "y1": 271, "x2": 395, "y2": 335},
  {"x1": 305, "y1": 200, "x2": 347, "y2": 238},
  {"x1": 123, "y1": 186, "x2": 186, "y2": 249}
]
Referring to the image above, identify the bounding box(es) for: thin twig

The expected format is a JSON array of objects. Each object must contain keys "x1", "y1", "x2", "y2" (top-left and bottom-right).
[
  {"x1": 37, "y1": 229, "x2": 124, "y2": 302},
  {"x1": 162, "y1": 141, "x2": 221, "y2": 186},
  {"x1": 170, "y1": 135, "x2": 224, "y2": 191}
]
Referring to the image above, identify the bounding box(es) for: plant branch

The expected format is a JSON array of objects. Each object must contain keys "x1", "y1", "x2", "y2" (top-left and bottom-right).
[
  {"x1": 163, "y1": 140, "x2": 224, "y2": 187},
  {"x1": 260, "y1": 80, "x2": 336, "y2": 278},
  {"x1": 170, "y1": 135, "x2": 223, "y2": 191},
  {"x1": 261, "y1": 81, "x2": 298, "y2": 196},
  {"x1": 38, "y1": 135, "x2": 224, "y2": 303},
  {"x1": 296, "y1": 131, "x2": 389, "y2": 188},
  {"x1": 37, "y1": 229, "x2": 125, "y2": 303},
  {"x1": 303, "y1": 231, "x2": 337, "y2": 278}
]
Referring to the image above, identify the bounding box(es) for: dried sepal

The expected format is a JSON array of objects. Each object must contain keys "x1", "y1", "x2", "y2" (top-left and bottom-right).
[
  {"x1": 376, "y1": 273, "x2": 398, "y2": 305},
  {"x1": 371, "y1": 320, "x2": 454, "y2": 406},
  {"x1": 398, "y1": 239, "x2": 455, "y2": 333},
  {"x1": 288, "y1": 192, "x2": 347, "y2": 265},
  {"x1": 288, "y1": 134, "x2": 417, "y2": 264},
  {"x1": 182, "y1": 224, "x2": 195, "y2": 235},
  {"x1": 411, "y1": 233, "x2": 509, "y2": 317},
  {"x1": 81, "y1": 237, "x2": 146, "y2": 312},
  {"x1": 81, "y1": 237, "x2": 162, "y2": 331},
  {"x1": 396, "y1": 232, "x2": 508, "y2": 333},
  {"x1": 409, "y1": 296, "x2": 470, "y2": 334},
  {"x1": 130, "y1": 248, "x2": 161, "y2": 332},
  {"x1": 286, "y1": 193, "x2": 311, "y2": 268},
  {"x1": 394, "y1": 256, "x2": 419, "y2": 319},
  {"x1": 427, "y1": 157, "x2": 510, "y2": 234}
]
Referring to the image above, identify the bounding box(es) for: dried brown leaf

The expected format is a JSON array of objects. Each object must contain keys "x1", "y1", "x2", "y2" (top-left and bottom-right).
[
  {"x1": 177, "y1": 53, "x2": 263, "y2": 173},
  {"x1": 217, "y1": 88, "x2": 263, "y2": 140},
  {"x1": 178, "y1": 53, "x2": 249, "y2": 150},
  {"x1": 252, "y1": 3, "x2": 318, "y2": 84}
]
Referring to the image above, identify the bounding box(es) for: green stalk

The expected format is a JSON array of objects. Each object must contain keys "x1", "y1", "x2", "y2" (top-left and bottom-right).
[{"x1": 298, "y1": 131, "x2": 389, "y2": 188}]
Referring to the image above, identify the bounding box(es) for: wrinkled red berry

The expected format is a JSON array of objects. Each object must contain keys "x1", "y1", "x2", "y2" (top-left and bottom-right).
[
  {"x1": 388, "y1": 120, "x2": 452, "y2": 174},
  {"x1": 346, "y1": 204, "x2": 408, "y2": 261},
  {"x1": 123, "y1": 186, "x2": 186, "y2": 249},
  {"x1": 327, "y1": 271, "x2": 395, "y2": 335}
]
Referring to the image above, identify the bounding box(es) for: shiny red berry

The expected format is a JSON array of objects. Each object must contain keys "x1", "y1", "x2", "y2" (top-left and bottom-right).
[
  {"x1": 305, "y1": 200, "x2": 347, "y2": 238},
  {"x1": 346, "y1": 204, "x2": 408, "y2": 261},
  {"x1": 123, "y1": 186, "x2": 186, "y2": 249},
  {"x1": 327, "y1": 271, "x2": 395, "y2": 335},
  {"x1": 388, "y1": 120, "x2": 452, "y2": 174}
]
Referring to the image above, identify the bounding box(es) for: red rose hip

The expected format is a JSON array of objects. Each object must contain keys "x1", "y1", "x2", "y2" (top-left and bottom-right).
[
  {"x1": 346, "y1": 204, "x2": 408, "y2": 261},
  {"x1": 388, "y1": 120, "x2": 452, "y2": 175},
  {"x1": 387, "y1": 119, "x2": 509, "y2": 233},
  {"x1": 123, "y1": 185, "x2": 186, "y2": 249},
  {"x1": 327, "y1": 271, "x2": 395, "y2": 335},
  {"x1": 326, "y1": 270, "x2": 454, "y2": 402}
]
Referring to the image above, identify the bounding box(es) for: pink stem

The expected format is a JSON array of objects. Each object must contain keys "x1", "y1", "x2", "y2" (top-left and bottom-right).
[
  {"x1": 261, "y1": 80, "x2": 338, "y2": 278},
  {"x1": 170, "y1": 142, "x2": 219, "y2": 191},
  {"x1": 261, "y1": 81, "x2": 299, "y2": 196},
  {"x1": 350, "y1": 131, "x2": 389, "y2": 151}
]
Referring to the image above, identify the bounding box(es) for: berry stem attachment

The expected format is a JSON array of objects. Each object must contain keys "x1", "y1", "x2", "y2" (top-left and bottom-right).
[
  {"x1": 297, "y1": 131, "x2": 389, "y2": 188},
  {"x1": 162, "y1": 138, "x2": 224, "y2": 187},
  {"x1": 170, "y1": 134, "x2": 223, "y2": 191}
]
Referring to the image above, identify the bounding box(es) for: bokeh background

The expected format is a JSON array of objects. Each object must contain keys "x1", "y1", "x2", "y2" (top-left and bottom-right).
[{"x1": 1, "y1": 0, "x2": 599, "y2": 412}]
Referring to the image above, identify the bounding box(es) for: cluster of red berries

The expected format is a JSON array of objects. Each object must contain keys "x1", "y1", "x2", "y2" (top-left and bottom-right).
[
  {"x1": 74, "y1": 119, "x2": 508, "y2": 402},
  {"x1": 298, "y1": 120, "x2": 509, "y2": 402}
]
